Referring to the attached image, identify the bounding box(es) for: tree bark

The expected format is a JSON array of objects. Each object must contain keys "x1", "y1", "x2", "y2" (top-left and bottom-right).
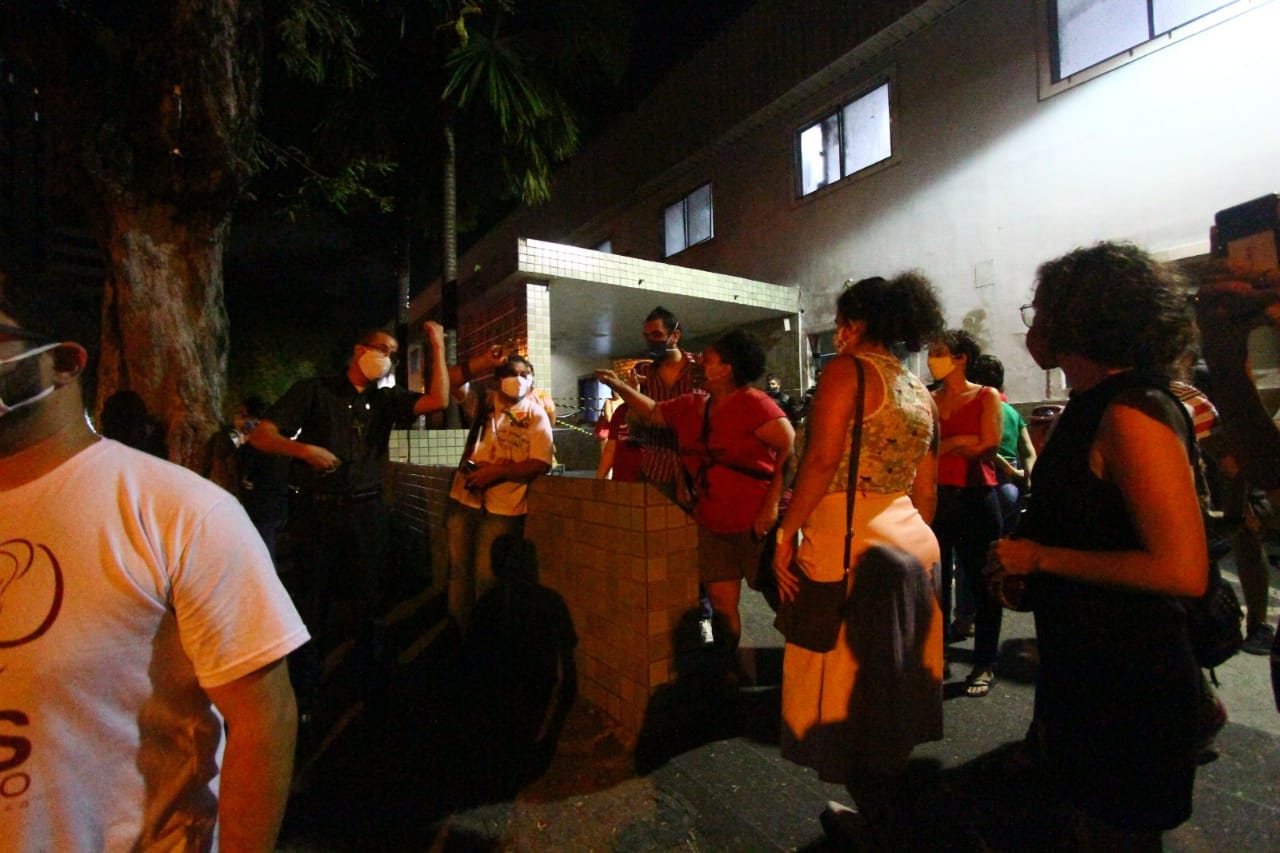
[
  {"x1": 98, "y1": 203, "x2": 231, "y2": 470},
  {"x1": 2, "y1": 0, "x2": 262, "y2": 471},
  {"x1": 442, "y1": 119, "x2": 459, "y2": 329}
]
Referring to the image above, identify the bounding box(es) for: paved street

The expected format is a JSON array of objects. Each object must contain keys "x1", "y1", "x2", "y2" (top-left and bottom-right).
[{"x1": 278, "y1": 560, "x2": 1280, "y2": 852}]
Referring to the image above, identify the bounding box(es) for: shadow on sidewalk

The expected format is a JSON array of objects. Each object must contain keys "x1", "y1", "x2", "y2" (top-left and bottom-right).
[{"x1": 282, "y1": 535, "x2": 581, "y2": 850}]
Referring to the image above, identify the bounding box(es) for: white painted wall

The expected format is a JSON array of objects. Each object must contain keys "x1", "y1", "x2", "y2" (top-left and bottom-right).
[
  {"x1": 662, "y1": 0, "x2": 1280, "y2": 401},
  {"x1": 897, "y1": 0, "x2": 1280, "y2": 399},
  {"x1": 456, "y1": 0, "x2": 1280, "y2": 403}
]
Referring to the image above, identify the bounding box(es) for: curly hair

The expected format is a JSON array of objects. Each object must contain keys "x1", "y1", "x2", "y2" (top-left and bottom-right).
[
  {"x1": 708, "y1": 328, "x2": 767, "y2": 387},
  {"x1": 934, "y1": 329, "x2": 980, "y2": 366},
  {"x1": 837, "y1": 271, "x2": 945, "y2": 352},
  {"x1": 1034, "y1": 242, "x2": 1193, "y2": 371}
]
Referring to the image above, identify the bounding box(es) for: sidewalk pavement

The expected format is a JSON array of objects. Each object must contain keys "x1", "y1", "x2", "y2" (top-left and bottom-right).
[{"x1": 279, "y1": 565, "x2": 1280, "y2": 852}]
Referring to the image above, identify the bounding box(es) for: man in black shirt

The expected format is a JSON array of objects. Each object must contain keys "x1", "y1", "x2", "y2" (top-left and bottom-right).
[{"x1": 249, "y1": 321, "x2": 449, "y2": 716}]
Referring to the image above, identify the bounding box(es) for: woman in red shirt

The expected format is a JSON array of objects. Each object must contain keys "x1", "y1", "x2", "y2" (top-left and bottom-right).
[
  {"x1": 597, "y1": 330, "x2": 794, "y2": 659},
  {"x1": 930, "y1": 329, "x2": 1004, "y2": 697}
]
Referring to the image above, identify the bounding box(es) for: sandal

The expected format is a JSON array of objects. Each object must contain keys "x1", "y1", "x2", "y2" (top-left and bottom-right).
[{"x1": 965, "y1": 669, "x2": 995, "y2": 698}]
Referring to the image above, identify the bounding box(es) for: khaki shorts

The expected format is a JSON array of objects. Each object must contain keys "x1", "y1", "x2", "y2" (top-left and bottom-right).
[{"x1": 699, "y1": 528, "x2": 766, "y2": 586}]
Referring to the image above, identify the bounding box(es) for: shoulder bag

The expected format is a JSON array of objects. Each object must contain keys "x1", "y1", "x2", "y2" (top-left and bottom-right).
[
  {"x1": 774, "y1": 358, "x2": 866, "y2": 653},
  {"x1": 1161, "y1": 387, "x2": 1245, "y2": 670}
]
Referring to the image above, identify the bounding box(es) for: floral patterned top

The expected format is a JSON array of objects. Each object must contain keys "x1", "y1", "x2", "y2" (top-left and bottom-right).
[{"x1": 826, "y1": 352, "x2": 934, "y2": 496}]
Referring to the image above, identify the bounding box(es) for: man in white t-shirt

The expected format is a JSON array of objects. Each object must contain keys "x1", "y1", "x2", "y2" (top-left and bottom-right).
[
  {"x1": 446, "y1": 354, "x2": 554, "y2": 631},
  {"x1": 0, "y1": 276, "x2": 309, "y2": 851}
]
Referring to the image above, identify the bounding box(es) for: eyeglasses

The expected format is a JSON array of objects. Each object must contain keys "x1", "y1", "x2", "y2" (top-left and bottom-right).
[
  {"x1": 0, "y1": 323, "x2": 55, "y2": 344},
  {"x1": 1019, "y1": 304, "x2": 1036, "y2": 329},
  {"x1": 362, "y1": 342, "x2": 400, "y2": 365}
]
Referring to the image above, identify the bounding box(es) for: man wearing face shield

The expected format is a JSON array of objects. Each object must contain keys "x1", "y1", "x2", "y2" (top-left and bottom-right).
[
  {"x1": 446, "y1": 353, "x2": 554, "y2": 632},
  {"x1": 249, "y1": 323, "x2": 450, "y2": 719}
]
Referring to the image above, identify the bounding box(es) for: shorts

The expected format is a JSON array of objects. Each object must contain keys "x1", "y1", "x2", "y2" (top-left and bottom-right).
[{"x1": 699, "y1": 527, "x2": 766, "y2": 585}]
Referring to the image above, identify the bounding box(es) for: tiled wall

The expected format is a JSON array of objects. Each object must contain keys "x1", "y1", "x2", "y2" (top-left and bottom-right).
[
  {"x1": 526, "y1": 282, "x2": 552, "y2": 393},
  {"x1": 458, "y1": 286, "x2": 527, "y2": 373},
  {"x1": 524, "y1": 477, "x2": 700, "y2": 740},
  {"x1": 386, "y1": 464, "x2": 701, "y2": 742},
  {"x1": 387, "y1": 463, "x2": 456, "y2": 598},
  {"x1": 519, "y1": 238, "x2": 799, "y2": 312},
  {"x1": 388, "y1": 428, "x2": 469, "y2": 466}
]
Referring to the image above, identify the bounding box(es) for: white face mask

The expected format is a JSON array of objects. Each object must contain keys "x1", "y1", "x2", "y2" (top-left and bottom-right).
[
  {"x1": 500, "y1": 375, "x2": 532, "y2": 401},
  {"x1": 0, "y1": 343, "x2": 60, "y2": 417},
  {"x1": 927, "y1": 355, "x2": 957, "y2": 382},
  {"x1": 358, "y1": 351, "x2": 392, "y2": 382}
]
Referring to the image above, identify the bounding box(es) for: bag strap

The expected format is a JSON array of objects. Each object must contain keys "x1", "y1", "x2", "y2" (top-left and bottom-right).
[
  {"x1": 459, "y1": 392, "x2": 490, "y2": 467},
  {"x1": 842, "y1": 358, "x2": 867, "y2": 573}
]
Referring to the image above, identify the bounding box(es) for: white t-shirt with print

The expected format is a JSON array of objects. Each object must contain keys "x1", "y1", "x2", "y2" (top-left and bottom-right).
[
  {"x1": 0, "y1": 438, "x2": 309, "y2": 852},
  {"x1": 452, "y1": 392, "x2": 554, "y2": 516}
]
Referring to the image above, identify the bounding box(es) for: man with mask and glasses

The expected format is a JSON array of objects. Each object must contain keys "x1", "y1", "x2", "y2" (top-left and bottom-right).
[
  {"x1": 634, "y1": 306, "x2": 705, "y2": 506},
  {"x1": 0, "y1": 274, "x2": 308, "y2": 851},
  {"x1": 249, "y1": 324, "x2": 449, "y2": 720},
  {"x1": 632, "y1": 307, "x2": 718, "y2": 642},
  {"x1": 446, "y1": 353, "x2": 554, "y2": 632}
]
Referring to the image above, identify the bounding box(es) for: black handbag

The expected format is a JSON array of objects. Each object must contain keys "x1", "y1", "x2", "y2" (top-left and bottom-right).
[
  {"x1": 1172, "y1": 398, "x2": 1245, "y2": 670},
  {"x1": 1184, "y1": 560, "x2": 1244, "y2": 670},
  {"x1": 774, "y1": 359, "x2": 866, "y2": 653}
]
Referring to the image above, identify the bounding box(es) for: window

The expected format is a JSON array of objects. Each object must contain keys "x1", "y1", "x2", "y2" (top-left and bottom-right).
[
  {"x1": 594, "y1": 239, "x2": 613, "y2": 254},
  {"x1": 1050, "y1": 0, "x2": 1245, "y2": 83},
  {"x1": 663, "y1": 183, "x2": 713, "y2": 257},
  {"x1": 796, "y1": 81, "x2": 891, "y2": 197}
]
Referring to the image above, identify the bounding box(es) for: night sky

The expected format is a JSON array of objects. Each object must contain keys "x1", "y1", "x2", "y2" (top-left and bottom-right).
[{"x1": 224, "y1": 0, "x2": 756, "y2": 399}]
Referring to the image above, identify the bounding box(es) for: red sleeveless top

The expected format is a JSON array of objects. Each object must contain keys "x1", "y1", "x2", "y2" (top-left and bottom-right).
[{"x1": 938, "y1": 390, "x2": 998, "y2": 488}]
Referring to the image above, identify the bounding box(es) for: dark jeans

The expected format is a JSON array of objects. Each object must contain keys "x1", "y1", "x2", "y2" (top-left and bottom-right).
[
  {"x1": 933, "y1": 485, "x2": 1003, "y2": 668},
  {"x1": 288, "y1": 492, "x2": 390, "y2": 707}
]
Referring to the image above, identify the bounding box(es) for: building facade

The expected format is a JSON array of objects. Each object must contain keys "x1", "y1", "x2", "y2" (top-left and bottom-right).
[{"x1": 409, "y1": 0, "x2": 1280, "y2": 410}]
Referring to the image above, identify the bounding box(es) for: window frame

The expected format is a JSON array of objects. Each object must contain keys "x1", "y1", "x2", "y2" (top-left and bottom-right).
[
  {"x1": 794, "y1": 77, "x2": 895, "y2": 200},
  {"x1": 1038, "y1": 0, "x2": 1269, "y2": 98},
  {"x1": 662, "y1": 182, "x2": 715, "y2": 258}
]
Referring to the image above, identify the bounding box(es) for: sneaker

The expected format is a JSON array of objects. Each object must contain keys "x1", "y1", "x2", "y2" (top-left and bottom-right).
[{"x1": 1243, "y1": 622, "x2": 1276, "y2": 656}]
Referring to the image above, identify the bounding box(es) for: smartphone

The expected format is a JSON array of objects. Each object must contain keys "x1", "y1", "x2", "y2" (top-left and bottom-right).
[{"x1": 1213, "y1": 193, "x2": 1280, "y2": 272}]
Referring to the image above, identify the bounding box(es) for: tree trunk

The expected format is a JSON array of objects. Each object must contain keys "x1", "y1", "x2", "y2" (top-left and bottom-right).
[
  {"x1": 98, "y1": 203, "x2": 230, "y2": 471},
  {"x1": 1, "y1": 0, "x2": 263, "y2": 473},
  {"x1": 442, "y1": 119, "x2": 462, "y2": 428},
  {"x1": 442, "y1": 119, "x2": 459, "y2": 329}
]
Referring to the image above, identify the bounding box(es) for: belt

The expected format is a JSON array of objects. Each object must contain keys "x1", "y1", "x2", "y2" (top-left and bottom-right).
[{"x1": 304, "y1": 489, "x2": 382, "y2": 505}]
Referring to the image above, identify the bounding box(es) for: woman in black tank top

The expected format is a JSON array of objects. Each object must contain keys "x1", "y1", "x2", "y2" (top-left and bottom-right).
[{"x1": 989, "y1": 242, "x2": 1207, "y2": 848}]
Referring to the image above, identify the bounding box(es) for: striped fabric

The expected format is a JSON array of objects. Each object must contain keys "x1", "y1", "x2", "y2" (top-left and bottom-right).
[
  {"x1": 635, "y1": 352, "x2": 704, "y2": 484},
  {"x1": 1170, "y1": 380, "x2": 1218, "y2": 443}
]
